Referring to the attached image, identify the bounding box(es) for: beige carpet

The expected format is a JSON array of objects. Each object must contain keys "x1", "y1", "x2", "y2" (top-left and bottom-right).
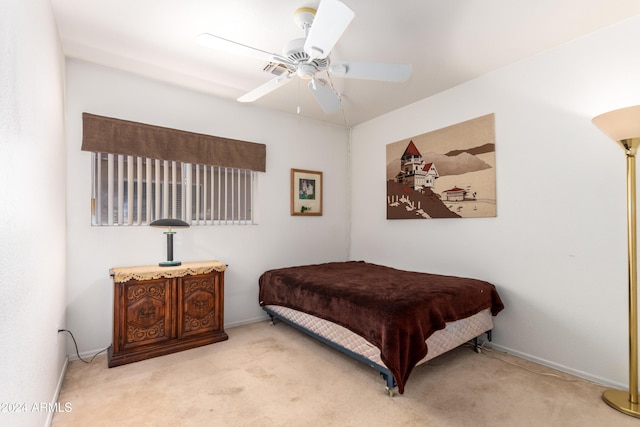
[{"x1": 52, "y1": 320, "x2": 637, "y2": 427}]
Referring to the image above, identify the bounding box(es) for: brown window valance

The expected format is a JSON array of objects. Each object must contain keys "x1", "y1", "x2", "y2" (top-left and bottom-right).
[{"x1": 81, "y1": 113, "x2": 266, "y2": 172}]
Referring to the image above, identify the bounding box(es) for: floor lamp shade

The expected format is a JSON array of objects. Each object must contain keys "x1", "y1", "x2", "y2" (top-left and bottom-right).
[
  {"x1": 150, "y1": 219, "x2": 190, "y2": 267},
  {"x1": 593, "y1": 106, "x2": 640, "y2": 144},
  {"x1": 592, "y1": 105, "x2": 640, "y2": 418}
]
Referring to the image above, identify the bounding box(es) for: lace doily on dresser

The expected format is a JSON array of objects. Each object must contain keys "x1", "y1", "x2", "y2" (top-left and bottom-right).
[{"x1": 110, "y1": 260, "x2": 226, "y2": 283}]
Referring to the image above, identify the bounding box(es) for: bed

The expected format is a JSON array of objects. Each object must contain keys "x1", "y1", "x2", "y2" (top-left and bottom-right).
[{"x1": 258, "y1": 261, "x2": 504, "y2": 395}]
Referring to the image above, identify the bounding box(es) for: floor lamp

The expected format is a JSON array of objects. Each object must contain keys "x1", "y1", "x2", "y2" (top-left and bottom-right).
[{"x1": 592, "y1": 105, "x2": 640, "y2": 418}]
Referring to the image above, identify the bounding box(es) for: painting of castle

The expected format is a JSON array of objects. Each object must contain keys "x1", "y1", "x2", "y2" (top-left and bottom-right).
[{"x1": 386, "y1": 114, "x2": 496, "y2": 219}]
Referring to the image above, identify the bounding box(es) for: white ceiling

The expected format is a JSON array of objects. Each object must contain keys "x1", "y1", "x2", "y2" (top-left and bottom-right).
[{"x1": 51, "y1": 0, "x2": 640, "y2": 127}]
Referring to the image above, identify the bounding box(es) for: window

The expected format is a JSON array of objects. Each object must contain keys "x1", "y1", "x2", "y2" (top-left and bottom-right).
[
  {"x1": 81, "y1": 113, "x2": 266, "y2": 227},
  {"x1": 91, "y1": 153, "x2": 257, "y2": 226}
]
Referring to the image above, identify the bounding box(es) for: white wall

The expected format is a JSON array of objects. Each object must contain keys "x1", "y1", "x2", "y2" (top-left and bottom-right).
[
  {"x1": 0, "y1": 1, "x2": 67, "y2": 426},
  {"x1": 60, "y1": 5, "x2": 640, "y2": 394},
  {"x1": 350, "y1": 15, "x2": 640, "y2": 388},
  {"x1": 64, "y1": 60, "x2": 350, "y2": 355}
]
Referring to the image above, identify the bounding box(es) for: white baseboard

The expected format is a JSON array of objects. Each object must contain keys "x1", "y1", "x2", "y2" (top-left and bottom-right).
[
  {"x1": 68, "y1": 318, "x2": 270, "y2": 361},
  {"x1": 226, "y1": 314, "x2": 270, "y2": 329},
  {"x1": 68, "y1": 346, "x2": 110, "y2": 362},
  {"x1": 66, "y1": 321, "x2": 626, "y2": 393},
  {"x1": 488, "y1": 343, "x2": 626, "y2": 390},
  {"x1": 45, "y1": 356, "x2": 68, "y2": 427}
]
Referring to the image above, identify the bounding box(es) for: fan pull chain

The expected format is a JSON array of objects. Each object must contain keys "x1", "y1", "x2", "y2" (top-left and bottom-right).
[
  {"x1": 297, "y1": 78, "x2": 302, "y2": 115},
  {"x1": 326, "y1": 73, "x2": 348, "y2": 127}
]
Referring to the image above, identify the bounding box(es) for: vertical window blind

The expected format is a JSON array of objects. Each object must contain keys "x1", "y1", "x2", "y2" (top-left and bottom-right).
[
  {"x1": 82, "y1": 113, "x2": 266, "y2": 226},
  {"x1": 91, "y1": 153, "x2": 256, "y2": 225}
]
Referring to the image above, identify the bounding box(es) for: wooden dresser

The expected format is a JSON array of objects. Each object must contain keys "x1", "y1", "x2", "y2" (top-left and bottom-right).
[{"x1": 107, "y1": 260, "x2": 228, "y2": 367}]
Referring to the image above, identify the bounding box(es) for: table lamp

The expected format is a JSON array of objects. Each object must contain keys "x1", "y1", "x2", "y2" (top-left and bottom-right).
[{"x1": 150, "y1": 218, "x2": 190, "y2": 267}]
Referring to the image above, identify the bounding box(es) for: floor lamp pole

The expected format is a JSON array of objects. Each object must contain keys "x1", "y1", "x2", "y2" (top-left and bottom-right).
[
  {"x1": 592, "y1": 106, "x2": 640, "y2": 418},
  {"x1": 602, "y1": 139, "x2": 640, "y2": 418}
]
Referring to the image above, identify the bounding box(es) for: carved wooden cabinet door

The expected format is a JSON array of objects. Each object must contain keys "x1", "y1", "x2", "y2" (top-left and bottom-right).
[
  {"x1": 177, "y1": 272, "x2": 223, "y2": 339},
  {"x1": 108, "y1": 261, "x2": 227, "y2": 367},
  {"x1": 115, "y1": 278, "x2": 174, "y2": 352}
]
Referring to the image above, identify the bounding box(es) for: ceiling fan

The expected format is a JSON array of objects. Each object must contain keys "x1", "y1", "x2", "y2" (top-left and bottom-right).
[{"x1": 196, "y1": 0, "x2": 412, "y2": 114}]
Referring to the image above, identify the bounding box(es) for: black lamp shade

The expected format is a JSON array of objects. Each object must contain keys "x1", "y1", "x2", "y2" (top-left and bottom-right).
[
  {"x1": 150, "y1": 219, "x2": 190, "y2": 267},
  {"x1": 149, "y1": 219, "x2": 190, "y2": 228}
]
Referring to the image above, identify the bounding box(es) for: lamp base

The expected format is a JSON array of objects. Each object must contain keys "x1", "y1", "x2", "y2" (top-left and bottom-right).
[
  {"x1": 603, "y1": 389, "x2": 640, "y2": 418},
  {"x1": 158, "y1": 261, "x2": 182, "y2": 267}
]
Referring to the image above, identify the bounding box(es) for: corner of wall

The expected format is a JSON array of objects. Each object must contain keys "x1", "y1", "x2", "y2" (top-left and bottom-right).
[{"x1": 346, "y1": 126, "x2": 354, "y2": 260}]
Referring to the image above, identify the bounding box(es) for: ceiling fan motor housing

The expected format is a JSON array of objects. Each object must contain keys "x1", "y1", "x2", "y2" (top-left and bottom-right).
[{"x1": 282, "y1": 38, "x2": 329, "y2": 76}]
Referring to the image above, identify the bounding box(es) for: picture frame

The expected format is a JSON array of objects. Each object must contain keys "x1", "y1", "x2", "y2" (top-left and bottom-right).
[
  {"x1": 291, "y1": 168, "x2": 323, "y2": 216},
  {"x1": 386, "y1": 113, "x2": 496, "y2": 219}
]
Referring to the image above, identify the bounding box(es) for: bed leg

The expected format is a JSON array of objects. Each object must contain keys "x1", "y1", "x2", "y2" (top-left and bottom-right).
[
  {"x1": 472, "y1": 330, "x2": 493, "y2": 353},
  {"x1": 268, "y1": 314, "x2": 277, "y2": 326},
  {"x1": 473, "y1": 337, "x2": 482, "y2": 353},
  {"x1": 381, "y1": 373, "x2": 397, "y2": 397}
]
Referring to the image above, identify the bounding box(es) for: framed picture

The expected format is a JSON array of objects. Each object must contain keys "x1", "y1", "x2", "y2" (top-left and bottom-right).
[
  {"x1": 386, "y1": 113, "x2": 496, "y2": 219},
  {"x1": 291, "y1": 168, "x2": 323, "y2": 216}
]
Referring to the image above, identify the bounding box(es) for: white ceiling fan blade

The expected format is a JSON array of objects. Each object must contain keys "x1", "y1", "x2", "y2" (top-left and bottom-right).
[
  {"x1": 304, "y1": 0, "x2": 354, "y2": 60},
  {"x1": 196, "y1": 33, "x2": 293, "y2": 66},
  {"x1": 308, "y1": 79, "x2": 342, "y2": 114},
  {"x1": 329, "y1": 62, "x2": 412, "y2": 82},
  {"x1": 237, "y1": 73, "x2": 293, "y2": 103}
]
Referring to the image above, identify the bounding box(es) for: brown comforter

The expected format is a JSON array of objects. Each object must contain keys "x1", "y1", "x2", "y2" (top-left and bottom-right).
[{"x1": 258, "y1": 261, "x2": 504, "y2": 394}]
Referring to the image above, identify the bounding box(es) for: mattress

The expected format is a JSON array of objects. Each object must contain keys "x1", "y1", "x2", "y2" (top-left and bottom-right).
[
  {"x1": 265, "y1": 304, "x2": 493, "y2": 368},
  {"x1": 259, "y1": 261, "x2": 504, "y2": 393}
]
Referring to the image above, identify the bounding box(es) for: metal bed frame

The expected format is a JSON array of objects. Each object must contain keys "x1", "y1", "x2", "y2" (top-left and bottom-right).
[{"x1": 263, "y1": 306, "x2": 492, "y2": 396}]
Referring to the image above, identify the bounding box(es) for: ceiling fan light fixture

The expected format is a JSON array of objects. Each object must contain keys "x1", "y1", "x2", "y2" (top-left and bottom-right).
[{"x1": 297, "y1": 64, "x2": 316, "y2": 79}]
